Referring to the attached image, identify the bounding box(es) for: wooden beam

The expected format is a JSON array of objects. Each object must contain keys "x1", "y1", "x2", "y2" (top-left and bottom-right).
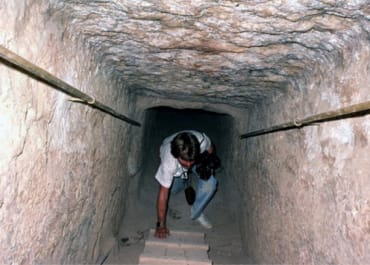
[
  {"x1": 0, "y1": 45, "x2": 141, "y2": 127},
  {"x1": 240, "y1": 100, "x2": 370, "y2": 139}
]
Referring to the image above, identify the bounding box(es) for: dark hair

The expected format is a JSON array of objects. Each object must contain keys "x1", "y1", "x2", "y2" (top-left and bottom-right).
[{"x1": 170, "y1": 132, "x2": 200, "y2": 161}]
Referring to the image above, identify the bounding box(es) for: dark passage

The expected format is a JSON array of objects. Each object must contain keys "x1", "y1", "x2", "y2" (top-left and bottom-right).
[{"x1": 141, "y1": 106, "x2": 234, "y2": 180}]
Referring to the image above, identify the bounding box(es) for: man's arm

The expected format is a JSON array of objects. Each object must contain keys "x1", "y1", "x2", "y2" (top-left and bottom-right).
[{"x1": 155, "y1": 185, "x2": 170, "y2": 238}]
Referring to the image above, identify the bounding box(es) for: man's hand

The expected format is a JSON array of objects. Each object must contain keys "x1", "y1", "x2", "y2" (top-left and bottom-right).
[{"x1": 155, "y1": 225, "x2": 170, "y2": 238}]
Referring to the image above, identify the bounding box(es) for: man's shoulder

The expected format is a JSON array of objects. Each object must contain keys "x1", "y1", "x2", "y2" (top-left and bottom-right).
[{"x1": 160, "y1": 141, "x2": 177, "y2": 166}]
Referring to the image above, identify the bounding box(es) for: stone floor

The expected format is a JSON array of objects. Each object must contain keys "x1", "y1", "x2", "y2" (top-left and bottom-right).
[{"x1": 104, "y1": 167, "x2": 254, "y2": 265}]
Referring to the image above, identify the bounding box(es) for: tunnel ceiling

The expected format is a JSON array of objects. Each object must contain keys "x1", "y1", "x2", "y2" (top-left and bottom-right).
[{"x1": 54, "y1": 1, "x2": 370, "y2": 108}]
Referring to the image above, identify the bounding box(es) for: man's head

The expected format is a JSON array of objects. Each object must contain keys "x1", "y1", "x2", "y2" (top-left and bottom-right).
[{"x1": 170, "y1": 132, "x2": 200, "y2": 169}]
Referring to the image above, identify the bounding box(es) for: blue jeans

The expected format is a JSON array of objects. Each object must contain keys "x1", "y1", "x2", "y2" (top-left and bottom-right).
[{"x1": 171, "y1": 173, "x2": 218, "y2": 220}]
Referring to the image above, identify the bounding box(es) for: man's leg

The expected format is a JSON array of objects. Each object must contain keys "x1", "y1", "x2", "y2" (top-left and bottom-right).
[
  {"x1": 191, "y1": 175, "x2": 217, "y2": 225},
  {"x1": 170, "y1": 177, "x2": 187, "y2": 194},
  {"x1": 167, "y1": 177, "x2": 187, "y2": 220}
]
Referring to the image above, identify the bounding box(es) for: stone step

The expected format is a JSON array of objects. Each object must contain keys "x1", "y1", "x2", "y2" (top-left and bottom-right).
[
  {"x1": 139, "y1": 229, "x2": 212, "y2": 265},
  {"x1": 145, "y1": 229, "x2": 209, "y2": 250}
]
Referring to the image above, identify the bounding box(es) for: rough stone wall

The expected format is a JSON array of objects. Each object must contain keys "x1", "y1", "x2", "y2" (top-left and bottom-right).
[
  {"x1": 0, "y1": 1, "x2": 136, "y2": 263},
  {"x1": 242, "y1": 35, "x2": 370, "y2": 263}
]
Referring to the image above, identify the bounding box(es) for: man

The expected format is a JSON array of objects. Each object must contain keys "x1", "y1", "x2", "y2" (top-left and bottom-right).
[{"x1": 154, "y1": 130, "x2": 219, "y2": 238}]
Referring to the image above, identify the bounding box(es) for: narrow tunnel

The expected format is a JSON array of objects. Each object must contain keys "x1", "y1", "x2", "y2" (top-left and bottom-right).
[
  {"x1": 113, "y1": 107, "x2": 244, "y2": 264},
  {"x1": 1, "y1": 1, "x2": 370, "y2": 265}
]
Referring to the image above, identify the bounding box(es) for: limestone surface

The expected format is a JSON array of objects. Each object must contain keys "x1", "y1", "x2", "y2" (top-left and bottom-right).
[
  {"x1": 1, "y1": 1, "x2": 370, "y2": 264},
  {"x1": 52, "y1": 0, "x2": 370, "y2": 107}
]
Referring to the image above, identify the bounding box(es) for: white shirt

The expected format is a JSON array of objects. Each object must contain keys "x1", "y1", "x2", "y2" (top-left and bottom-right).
[{"x1": 154, "y1": 130, "x2": 212, "y2": 188}]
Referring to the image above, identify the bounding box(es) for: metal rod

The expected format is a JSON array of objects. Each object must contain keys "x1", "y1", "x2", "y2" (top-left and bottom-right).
[
  {"x1": 0, "y1": 45, "x2": 141, "y2": 127},
  {"x1": 240, "y1": 100, "x2": 370, "y2": 139}
]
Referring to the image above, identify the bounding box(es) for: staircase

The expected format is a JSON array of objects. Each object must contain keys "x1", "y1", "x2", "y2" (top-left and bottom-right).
[{"x1": 138, "y1": 229, "x2": 212, "y2": 265}]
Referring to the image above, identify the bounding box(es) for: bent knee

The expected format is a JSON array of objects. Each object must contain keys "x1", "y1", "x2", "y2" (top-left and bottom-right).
[{"x1": 200, "y1": 176, "x2": 217, "y2": 193}]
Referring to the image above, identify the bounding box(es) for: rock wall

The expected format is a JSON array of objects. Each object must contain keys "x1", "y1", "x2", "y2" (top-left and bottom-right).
[
  {"x1": 242, "y1": 34, "x2": 370, "y2": 263},
  {"x1": 0, "y1": 1, "x2": 137, "y2": 263}
]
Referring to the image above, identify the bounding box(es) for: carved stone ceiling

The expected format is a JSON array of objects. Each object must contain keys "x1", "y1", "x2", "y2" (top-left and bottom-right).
[{"x1": 54, "y1": 0, "x2": 370, "y2": 108}]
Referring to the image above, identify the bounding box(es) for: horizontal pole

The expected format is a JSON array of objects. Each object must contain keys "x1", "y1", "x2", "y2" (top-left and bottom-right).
[
  {"x1": 240, "y1": 100, "x2": 370, "y2": 139},
  {"x1": 0, "y1": 45, "x2": 141, "y2": 127}
]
